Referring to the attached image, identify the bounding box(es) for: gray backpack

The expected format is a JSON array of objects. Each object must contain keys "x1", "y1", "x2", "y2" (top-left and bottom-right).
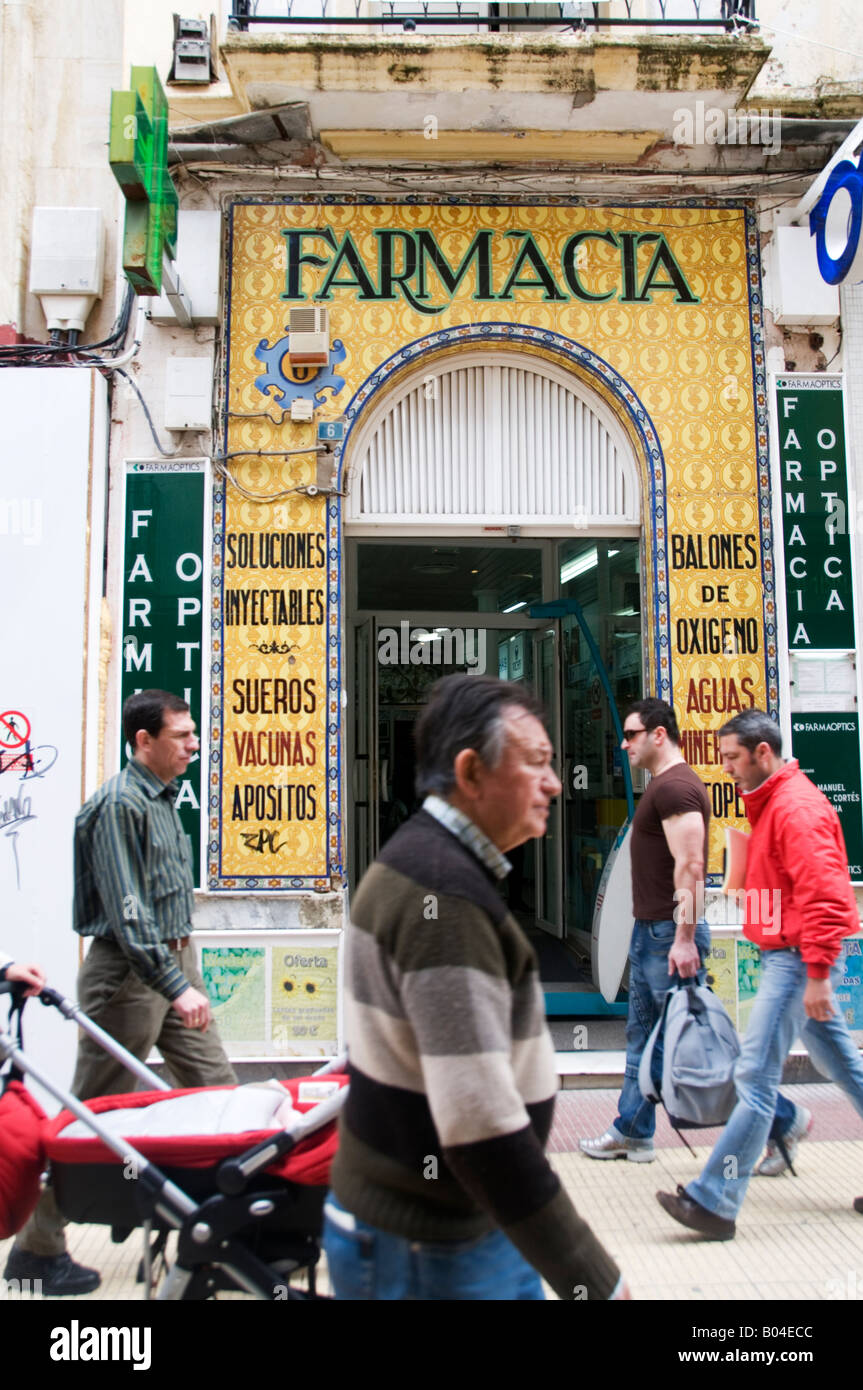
[{"x1": 638, "y1": 979, "x2": 740, "y2": 1131}]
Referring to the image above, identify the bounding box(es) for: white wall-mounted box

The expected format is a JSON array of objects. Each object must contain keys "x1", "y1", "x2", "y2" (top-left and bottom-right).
[
  {"x1": 29, "y1": 207, "x2": 104, "y2": 295},
  {"x1": 165, "y1": 356, "x2": 213, "y2": 431},
  {"x1": 769, "y1": 225, "x2": 840, "y2": 326},
  {"x1": 29, "y1": 207, "x2": 105, "y2": 331}
]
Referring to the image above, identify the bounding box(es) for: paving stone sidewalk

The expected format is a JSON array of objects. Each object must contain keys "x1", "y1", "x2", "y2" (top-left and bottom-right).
[{"x1": 1, "y1": 1082, "x2": 861, "y2": 1303}]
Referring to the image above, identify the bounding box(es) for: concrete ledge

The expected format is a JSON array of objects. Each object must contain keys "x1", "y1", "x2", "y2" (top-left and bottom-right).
[
  {"x1": 554, "y1": 1046, "x2": 846, "y2": 1090},
  {"x1": 149, "y1": 1040, "x2": 862, "y2": 1091},
  {"x1": 555, "y1": 1050, "x2": 626, "y2": 1089}
]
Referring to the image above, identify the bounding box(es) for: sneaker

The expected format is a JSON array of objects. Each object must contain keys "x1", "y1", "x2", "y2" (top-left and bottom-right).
[
  {"x1": 3, "y1": 1248, "x2": 101, "y2": 1296},
  {"x1": 755, "y1": 1105, "x2": 812, "y2": 1177},
  {"x1": 579, "y1": 1129, "x2": 656, "y2": 1163},
  {"x1": 853, "y1": 1196, "x2": 863, "y2": 1215}
]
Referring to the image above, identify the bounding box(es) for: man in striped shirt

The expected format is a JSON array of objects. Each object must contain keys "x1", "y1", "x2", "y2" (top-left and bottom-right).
[
  {"x1": 324, "y1": 674, "x2": 625, "y2": 1300},
  {"x1": 5, "y1": 690, "x2": 234, "y2": 1296}
]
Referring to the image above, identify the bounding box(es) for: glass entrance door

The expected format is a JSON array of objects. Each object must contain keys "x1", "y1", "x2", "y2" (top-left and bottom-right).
[
  {"x1": 556, "y1": 539, "x2": 641, "y2": 956},
  {"x1": 533, "y1": 625, "x2": 563, "y2": 938},
  {"x1": 348, "y1": 618, "x2": 377, "y2": 888},
  {"x1": 347, "y1": 537, "x2": 642, "y2": 963}
]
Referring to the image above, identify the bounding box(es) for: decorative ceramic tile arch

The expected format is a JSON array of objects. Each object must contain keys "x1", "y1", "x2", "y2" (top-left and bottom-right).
[{"x1": 334, "y1": 322, "x2": 672, "y2": 702}]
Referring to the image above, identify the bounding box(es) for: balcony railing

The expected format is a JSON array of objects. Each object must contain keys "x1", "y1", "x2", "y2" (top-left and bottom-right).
[{"x1": 228, "y1": 2, "x2": 758, "y2": 35}]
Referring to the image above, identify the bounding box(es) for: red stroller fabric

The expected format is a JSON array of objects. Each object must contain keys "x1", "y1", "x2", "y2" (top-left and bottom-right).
[
  {"x1": 45, "y1": 1076, "x2": 347, "y2": 1187},
  {"x1": 0, "y1": 1081, "x2": 47, "y2": 1238}
]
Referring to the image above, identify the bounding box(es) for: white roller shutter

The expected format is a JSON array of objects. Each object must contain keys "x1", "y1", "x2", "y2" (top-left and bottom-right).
[{"x1": 346, "y1": 352, "x2": 640, "y2": 528}]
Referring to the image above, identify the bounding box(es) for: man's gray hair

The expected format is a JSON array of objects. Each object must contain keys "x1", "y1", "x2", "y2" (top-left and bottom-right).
[
  {"x1": 718, "y1": 708, "x2": 782, "y2": 755},
  {"x1": 414, "y1": 675, "x2": 546, "y2": 798}
]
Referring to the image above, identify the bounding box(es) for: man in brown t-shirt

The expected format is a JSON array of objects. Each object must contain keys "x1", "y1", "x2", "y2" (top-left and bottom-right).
[{"x1": 580, "y1": 698, "x2": 711, "y2": 1162}]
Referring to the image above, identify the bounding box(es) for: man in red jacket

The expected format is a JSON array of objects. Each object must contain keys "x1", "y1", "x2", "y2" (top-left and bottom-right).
[{"x1": 657, "y1": 709, "x2": 863, "y2": 1238}]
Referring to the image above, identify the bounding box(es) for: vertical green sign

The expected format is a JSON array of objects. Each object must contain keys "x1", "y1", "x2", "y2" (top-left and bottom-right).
[
  {"x1": 775, "y1": 376, "x2": 856, "y2": 649},
  {"x1": 122, "y1": 464, "x2": 205, "y2": 883},
  {"x1": 790, "y1": 715, "x2": 863, "y2": 881}
]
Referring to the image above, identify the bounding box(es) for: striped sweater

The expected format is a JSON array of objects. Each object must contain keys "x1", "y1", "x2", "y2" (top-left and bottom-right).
[{"x1": 331, "y1": 809, "x2": 620, "y2": 1300}]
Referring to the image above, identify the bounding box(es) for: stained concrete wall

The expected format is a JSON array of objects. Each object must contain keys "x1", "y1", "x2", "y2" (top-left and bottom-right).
[{"x1": 750, "y1": 0, "x2": 863, "y2": 112}]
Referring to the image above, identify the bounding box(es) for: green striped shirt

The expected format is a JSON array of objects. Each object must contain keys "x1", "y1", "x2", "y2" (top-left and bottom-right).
[{"x1": 73, "y1": 759, "x2": 194, "y2": 1000}]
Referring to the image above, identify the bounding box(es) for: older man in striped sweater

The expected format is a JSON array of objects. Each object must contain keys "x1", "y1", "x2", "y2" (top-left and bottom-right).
[{"x1": 325, "y1": 674, "x2": 625, "y2": 1301}]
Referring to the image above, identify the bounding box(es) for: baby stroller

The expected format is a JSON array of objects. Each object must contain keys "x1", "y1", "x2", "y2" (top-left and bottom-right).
[{"x1": 0, "y1": 980, "x2": 347, "y2": 1300}]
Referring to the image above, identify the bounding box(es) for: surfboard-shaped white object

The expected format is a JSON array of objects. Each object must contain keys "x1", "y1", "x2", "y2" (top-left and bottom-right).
[{"x1": 591, "y1": 820, "x2": 634, "y2": 1004}]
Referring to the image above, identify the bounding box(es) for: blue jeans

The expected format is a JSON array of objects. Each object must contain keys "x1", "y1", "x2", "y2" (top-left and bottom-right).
[
  {"x1": 613, "y1": 918, "x2": 712, "y2": 1141},
  {"x1": 322, "y1": 1195, "x2": 545, "y2": 1301},
  {"x1": 688, "y1": 951, "x2": 863, "y2": 1221}
]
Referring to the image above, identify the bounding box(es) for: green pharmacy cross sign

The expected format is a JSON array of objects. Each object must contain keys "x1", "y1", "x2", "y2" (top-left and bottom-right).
[{"x1": 109, "y1": 66, "x2": 178, "y2": 294}]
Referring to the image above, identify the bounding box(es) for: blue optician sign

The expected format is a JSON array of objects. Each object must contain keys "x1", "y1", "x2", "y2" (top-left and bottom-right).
[
  {"x1": 317, "y1": 420, "x2": 344, "y2": 443},
  {"x1": 799, "y1": 115, "x2": 863, "y2": 286},
  {"x1": 810, "y1": 155, "x2": 863, "y2": 286}
]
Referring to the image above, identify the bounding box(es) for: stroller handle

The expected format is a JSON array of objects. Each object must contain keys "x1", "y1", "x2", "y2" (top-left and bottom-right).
[
  {"x1": 0, "y1": 980, "x2": 28, "y2": 998},
  {"x1": 37, "y1": 986, "x2": 171, "y2": 1091},
  {"x1": 217, "y1": 1083, "x2": 347, "y2": 1196},
  {"x1": 312, "y1": 1051, "x2": 347, "y2": 1077},
  {"x1": 3, "y1": 984, "x2": 347, "y2": 1096},
  {"x1": 0, "y1": 981, "x2": 171, "y2": 1092}
]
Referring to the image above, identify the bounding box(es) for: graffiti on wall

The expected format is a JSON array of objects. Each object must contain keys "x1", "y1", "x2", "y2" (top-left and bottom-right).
[{"x1": 0, "y1": 711, "x2": 58, "y2": 889}]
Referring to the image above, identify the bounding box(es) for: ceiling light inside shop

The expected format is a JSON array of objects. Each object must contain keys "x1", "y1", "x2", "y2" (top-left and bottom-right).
[
  {"x1": 560, "y1": 547, "x2": 620, "y2": 585},
  {"x1": 560, "y1": 548, "x2": 597, "y2": 583}
]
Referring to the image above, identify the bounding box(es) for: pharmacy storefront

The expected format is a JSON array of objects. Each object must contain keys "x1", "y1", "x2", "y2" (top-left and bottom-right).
[
  {"x1": 166, "y1": 193, "x2": 856, "y2": 1050},
  {"x1": 179, "y1": 194, "x2": 801, "y2": 1038}
]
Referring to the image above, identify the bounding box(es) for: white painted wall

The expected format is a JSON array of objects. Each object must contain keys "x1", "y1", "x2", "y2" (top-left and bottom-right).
[
  {"x1": 751, "y1": 0, "x2": 863, "y2": 101},
  {"x1": 0, "y1": 0, "x2": 35, "y2": 335},
  {"x1": 4, "y1": 0, "x2": 124, "y2": 342},
  {"x1": 0, "y1": 367, "x2": 107, "y2": 1109}
]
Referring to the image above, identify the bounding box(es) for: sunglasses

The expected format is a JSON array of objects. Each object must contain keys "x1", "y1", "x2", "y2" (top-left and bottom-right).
[{"x1": 621, "y1": 726, "x2": 648, "y2": 741}]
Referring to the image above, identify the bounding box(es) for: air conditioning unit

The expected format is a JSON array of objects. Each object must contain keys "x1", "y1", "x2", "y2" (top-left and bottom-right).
[{"x1": 288, "y1": 306, "x2": 329, "y2": 366}]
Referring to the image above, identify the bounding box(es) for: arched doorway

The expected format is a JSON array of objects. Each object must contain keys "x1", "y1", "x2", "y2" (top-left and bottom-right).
[{"x1": 341, "y1": 343, "x2": 650, "y2": 993}]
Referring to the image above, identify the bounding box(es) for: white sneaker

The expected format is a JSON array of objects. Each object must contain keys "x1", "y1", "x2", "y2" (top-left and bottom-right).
[
  {"x1": 755, "y1": 1105, "x2": 812, "y2": 1176},
  {"x1": 579, "y1": 1129, "x2": 656, "y2": 1163}
]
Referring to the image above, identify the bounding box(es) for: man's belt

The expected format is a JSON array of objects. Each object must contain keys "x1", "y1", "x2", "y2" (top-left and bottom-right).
[{"x1": 165, "y1": 936, "x2": 190, "y2": 951}]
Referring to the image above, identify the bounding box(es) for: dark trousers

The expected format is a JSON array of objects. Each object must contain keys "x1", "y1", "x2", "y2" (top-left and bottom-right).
[{"x1": 16, "y1": 938, "x2": 235, "y2": 1256}]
